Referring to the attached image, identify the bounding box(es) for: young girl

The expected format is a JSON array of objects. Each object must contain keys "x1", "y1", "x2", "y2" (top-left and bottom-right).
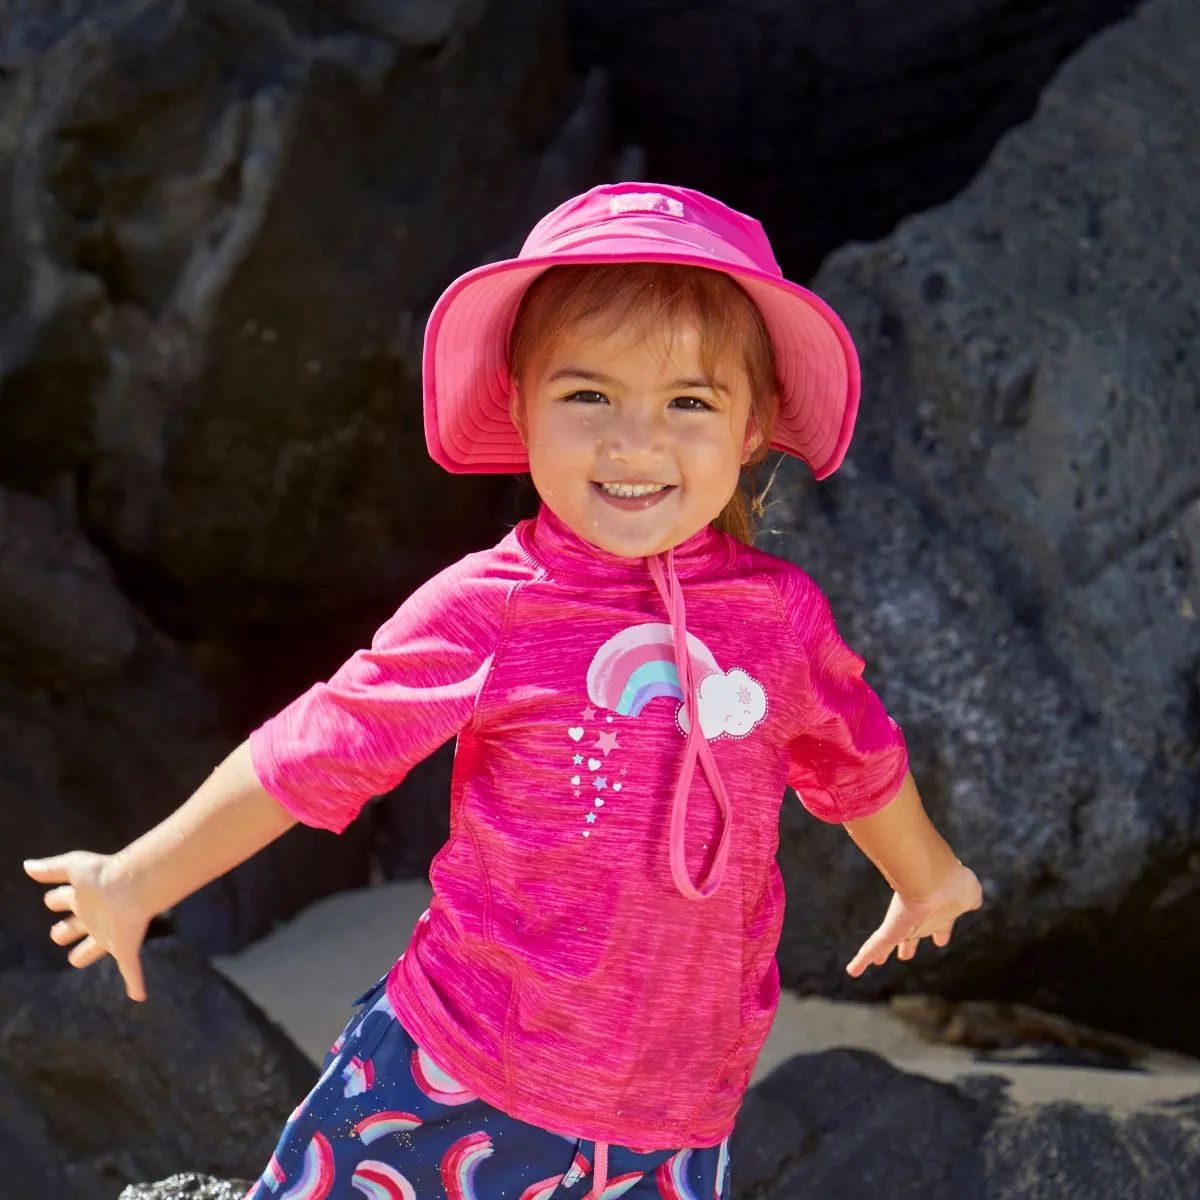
[{"x1": 24, "y1": 183, "x2": 982, "y2": 1200}]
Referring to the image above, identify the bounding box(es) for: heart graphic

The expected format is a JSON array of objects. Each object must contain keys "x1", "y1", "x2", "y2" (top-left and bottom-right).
[
  {"x1": 595, "y1": 798, "x2": 604, "y2": 807},
  {"x1": 588, "y1": 758, "x2": 601, "y2": 771},
  {"x1": 612, "y1": 782, "x2": 622, "y2": 792},
  {"x1": 568, "y1": 727, "x2": 584, "y2": 742},
  {"x1": 571, "y1": 775, "x2": 581, "y2": 786}
]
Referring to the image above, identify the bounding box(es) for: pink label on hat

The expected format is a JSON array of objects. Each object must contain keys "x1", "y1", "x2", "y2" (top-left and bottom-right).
[{"x1": 609, "y1": 192, "x2": 685, "y2": 218}]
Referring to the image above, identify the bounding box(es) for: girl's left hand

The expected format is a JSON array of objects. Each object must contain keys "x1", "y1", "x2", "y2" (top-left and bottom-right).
[{"x1": 845, "y1": 862, "x2": 983, "y2": 977}]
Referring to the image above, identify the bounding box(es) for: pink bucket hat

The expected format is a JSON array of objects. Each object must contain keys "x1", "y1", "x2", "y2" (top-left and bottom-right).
[{"x1": 423, "y1": 182, "x2": 860, "y2": 479}]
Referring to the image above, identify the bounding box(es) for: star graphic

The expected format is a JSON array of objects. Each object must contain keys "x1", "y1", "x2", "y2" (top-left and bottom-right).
[
  {"x1": 593, "y1": 776, "x2": 607, "y2": 790},
  {"x1": 620, "y1": 767, "x2": 628, "y2": 776},
  {"x1": 572, "y1": 754, "x2": 583, "y2": 765},
  {"x1": 573, "y1": 789, "x2": 581, "y2": 798},
  {"x1": 580, "y1": 705, "x2": 596, "y2": 721},
  {"x1": 585, "y1": 812, "x2": 597, "y2": 824},
  {"x1": 593, "y1": 730, "x2": 621, "y2": 756}
]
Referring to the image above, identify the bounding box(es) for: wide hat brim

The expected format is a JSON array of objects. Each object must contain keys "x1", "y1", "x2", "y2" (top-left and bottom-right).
[{"x1": 423, "y1": 243, "x2": 860, "y2": 480}]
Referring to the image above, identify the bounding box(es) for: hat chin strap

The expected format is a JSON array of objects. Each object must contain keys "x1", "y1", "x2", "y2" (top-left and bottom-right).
[{"x1": 648, "y1": 550, "x2": 732, "y2": 901}]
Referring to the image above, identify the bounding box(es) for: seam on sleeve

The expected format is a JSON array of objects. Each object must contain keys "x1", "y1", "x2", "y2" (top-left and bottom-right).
[{"x1": 465, "y1": 570, "x2": 539, "y2": 734}]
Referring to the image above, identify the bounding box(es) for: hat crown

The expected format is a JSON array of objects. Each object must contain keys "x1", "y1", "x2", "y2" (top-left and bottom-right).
[{"x1": 520, "y1": 183, "x2": 782, "y2": 280}]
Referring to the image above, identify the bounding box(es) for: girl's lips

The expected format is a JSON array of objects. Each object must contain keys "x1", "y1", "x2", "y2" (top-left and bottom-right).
[{"x1": 591, "y1": 482, "x2": 677, "y2": 511}]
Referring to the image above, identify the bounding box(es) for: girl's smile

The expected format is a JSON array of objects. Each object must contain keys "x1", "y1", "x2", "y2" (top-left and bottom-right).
[{"x1": 514, "y1": 318, "x2": 760, "y2": 558}]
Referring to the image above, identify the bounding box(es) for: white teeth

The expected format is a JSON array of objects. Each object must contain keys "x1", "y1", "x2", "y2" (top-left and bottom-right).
[{"x1": 598, "y1": 482, "x2": 670, "y2": 498}]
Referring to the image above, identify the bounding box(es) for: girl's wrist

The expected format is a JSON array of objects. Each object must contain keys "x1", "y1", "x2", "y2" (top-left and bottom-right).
[{"x1": 892, "y1": 855, "x2": 964, "y2": 906}]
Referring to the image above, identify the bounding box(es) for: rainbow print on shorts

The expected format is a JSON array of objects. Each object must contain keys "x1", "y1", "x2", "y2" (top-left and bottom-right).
[
  {"x1": 279, "y1": 1131, "x2": 336, "y2": 1200},
  {"x1": 354, "y1": 1111, "x2": 423, "y2": 1144},
  {"x1": 441, "y1": 1130, "x2": 494, "y2": 1200},
  {"x1": 343, "y1": 1055, "x2": 376, "y2": 1097},
  {"x1": 655, "y1": 1149, "x2": 701, "y2": 1200},
  {"x1": 411, "y1": 1046, "x2": 476, "y2": 1106},
  {"x1": 350, "y1": 1160, "x2": 417, "y2": 1200}
]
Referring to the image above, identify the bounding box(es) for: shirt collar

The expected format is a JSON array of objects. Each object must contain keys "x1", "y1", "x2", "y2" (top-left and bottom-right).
[{"x1": 518, "y1": 504, "x2": 733, "y2": 582}]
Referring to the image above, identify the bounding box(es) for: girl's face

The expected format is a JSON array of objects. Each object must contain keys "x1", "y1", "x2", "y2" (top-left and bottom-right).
[{"x1": 514, "y1": 316, "x2": 760, "y2": 558}]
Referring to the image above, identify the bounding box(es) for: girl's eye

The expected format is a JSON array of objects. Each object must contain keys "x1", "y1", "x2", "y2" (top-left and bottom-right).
[
  {"x1": 671, "y1": 395, "x2": 714, "y2": 412},
  {"x1": 565, "y1": 390, "x2": 608, "y2": 404}
]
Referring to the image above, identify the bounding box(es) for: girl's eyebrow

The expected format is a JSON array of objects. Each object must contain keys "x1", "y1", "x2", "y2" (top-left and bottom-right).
[
  {"x1": 548, "y1": 366, "x2": 728, "y2": 395},
  {"x1": 548, "y1": 366, "x2": 622, "y2": 386},
  {"x1": 667, "y1": 375, "x2": 728, "y2": 395}
]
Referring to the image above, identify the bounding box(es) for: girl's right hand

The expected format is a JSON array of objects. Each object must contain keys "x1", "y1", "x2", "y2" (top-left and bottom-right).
[{"x1": 23, "y1": 852, "x2": 151, "y2": 1002}]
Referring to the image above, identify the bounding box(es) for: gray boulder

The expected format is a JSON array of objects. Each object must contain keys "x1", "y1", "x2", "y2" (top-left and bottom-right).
[
  {"x1": 0, "y1": 0, "x2": 610, "y2": 636},
  {"x1": 113, "y1": 1050, "x2": 1200, "y2": 1200},
  {"x1": 765, "y1": 0, "x2": 1200, "y2": 1053},
  {"x1": 120, "y1": 1179, "x2": 251, "y2": 1200},
  {"x1": 0, "y1": 484, "x2": 228, "y2": 968},
  {"x1": 120, "y1": 1179, "x2": 252, "y2": 1200},
  {"x1": 568, "y1": 0, "x2": 1139, "y2": 274},
  {"x1": 732, "y1": 1051, "x2": 1200, "y2": 1199},
  {"x1": 0, "y1": 939, "x2": 315, "y2": 1199},
  {"x1": 1, "y1": 0, "x2": 615, "y2": 956}
]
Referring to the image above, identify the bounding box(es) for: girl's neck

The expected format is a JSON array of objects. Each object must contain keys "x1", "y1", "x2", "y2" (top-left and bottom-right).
[{"x1": 520, "y1": 505, "x2": 733, "y2": 581}]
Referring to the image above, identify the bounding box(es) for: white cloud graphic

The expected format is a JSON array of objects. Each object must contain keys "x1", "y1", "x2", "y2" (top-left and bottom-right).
[{"x1": 677, "y1": 668, "x2": 767, "y2": 740}]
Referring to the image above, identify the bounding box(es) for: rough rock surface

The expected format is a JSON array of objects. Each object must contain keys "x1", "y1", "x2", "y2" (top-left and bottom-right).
[
  {"x1": 0, "y1": 940, "x2": 314, "y2": 1199},
  {"x1": 119, "y1": 1178, "x2": 252, "y2": 1200},
  {"x1": 0, "y1": 484, "x2": 227, "y2": 969},
  {"x1": 568, "y1": 0, "x2": 1138, "y2": 275},
  {"x1": 0, "y1": 0, "x2": 613, "y2": 956},
  {"x1": 731, "y1": 1051, "x2": 1200, "y2": 1199},
  {"x1": 766, "y1": 0, "x2": 1200, "y2": 1053},
  {"x1": 1, "y1": 0, "x2": 607, "y2": 636},
  {"x1": 115, "y1": 1051, "x2": 1200, "y2": 1200}
]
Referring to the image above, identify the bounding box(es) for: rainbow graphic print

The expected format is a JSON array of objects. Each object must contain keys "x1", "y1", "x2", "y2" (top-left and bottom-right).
[
  {"x1": 596, "y1": 1171, "x2": 645, "y2": 1198},
  {"x1": 349, "y1": 1160, "x2": 417, "y2": 1199},
  {"x1": 586, "y1": 622, "x2": 719, "y2": 716},
  {"x1": 279, "y1": 1131, "x2": 336, "y2": 1200},
  {"x1": 343, "y1": 1055, "x2": 375, "y2": 1098},
  {"x1": 411, "y1": 1046, "x2": 476, "y2": 1106},
  {"x1": 715, "y1": 1137, "x2": 730, "y2": 1199},
  {"x1": 656, "y1": 1149, "x2": 702, "y2": 1200},
  {"x1": 354, "y1": 1111, "x2": 423, "y2": 1145},
  {"x1": 586, "y1": 621, "x2": 768, "y2": 739},
  {"x1": 440, "y1": 1131, "x2": 494, "y2": 1200}
]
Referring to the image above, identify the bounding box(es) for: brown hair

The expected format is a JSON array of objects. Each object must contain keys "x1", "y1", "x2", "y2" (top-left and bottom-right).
[{"x1": 507, "y1": 263, "x2": 781, "y2": 544}]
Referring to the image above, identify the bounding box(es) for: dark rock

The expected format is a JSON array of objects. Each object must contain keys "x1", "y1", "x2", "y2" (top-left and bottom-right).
[
  {"x1": 119, "y1": 1176, "x2": 253, "y2": 1195},
  {"x1": 0, "y1": 0, "x2": 609, "y2": 638},
  {"x1": 730, "y1": 1051, "x2": 1200, "y2": 1199},
  {"x1": 0, "y1": 487, "x2": 225, "y2": 968},
  {"x1": 0, "y1": 939, "x2": 314, "y2": 1198},
  {"x1": 119, "y1": 1178, "x2": 252, "y2": 1200},
  {"x1": 1, "y1": 0, "x2": 614, "y2": 957},
  {"x1": 373, "y1": 736, "x2": 455, "y2": 881},
  {"x1": 118, "y1": 1051, "x2": 1200, "y2": 1200},
  {"x1": 765, "y1": 0, "x2": 1200, "y2": 1053},
  {"x1": 567, "y1": 0, "x2": 1138, "y2": 276},
  {"x1": 0, "y1": 1062, "x2": 109, "y2": 1200}
]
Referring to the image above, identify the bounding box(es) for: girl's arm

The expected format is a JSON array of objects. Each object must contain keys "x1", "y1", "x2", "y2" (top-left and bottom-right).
[
  {"x1": 23, "y1": 740, "x2": 296, "y2": 1001},
  {"x1": 842, "y1": 771, "x2": 983, "y2": 976}
]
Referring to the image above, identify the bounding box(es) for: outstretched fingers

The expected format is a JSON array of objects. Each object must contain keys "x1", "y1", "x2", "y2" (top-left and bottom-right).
[
  {"x1": 50, "y1": 917, "x2": 86, "y2": 946},
  {"x1": 931, "y1": 922, "x2": 956, "y2": 948},
  {"x1": 846, "y1": 925, "x2": 901, "y2": 977},
  {"x1": 42, "y1": 884, "x2": 77, "y2": 914},
  {"x1": 23, "y1": 856, "x2": 72, "y2": 885},
  {"x1": 67, "y1": 936, "x2": 106, "y2": 969}
]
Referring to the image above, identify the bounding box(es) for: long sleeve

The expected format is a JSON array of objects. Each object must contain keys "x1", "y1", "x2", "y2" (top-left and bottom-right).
[
  {"x1": 248, "y1": 551, "x2": 517, "y2": 833},
  {"x1": 779, "y1": 568, "x2": 908, "y2": 823}
]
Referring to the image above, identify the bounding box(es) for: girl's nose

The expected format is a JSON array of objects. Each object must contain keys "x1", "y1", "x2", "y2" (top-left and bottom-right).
[{"x1": 603, "y1": 405, "x2": 665, "y2": 462}]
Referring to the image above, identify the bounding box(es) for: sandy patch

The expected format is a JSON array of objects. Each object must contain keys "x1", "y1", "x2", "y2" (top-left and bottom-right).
[{"x1": 213, "y1": 881, "x2": 1199, "y2": 1112}]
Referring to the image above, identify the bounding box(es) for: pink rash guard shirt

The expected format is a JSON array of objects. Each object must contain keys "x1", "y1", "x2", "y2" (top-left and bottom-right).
[{"x1": 249, "y1": 506, "x2": 908, "y2": 1150}]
